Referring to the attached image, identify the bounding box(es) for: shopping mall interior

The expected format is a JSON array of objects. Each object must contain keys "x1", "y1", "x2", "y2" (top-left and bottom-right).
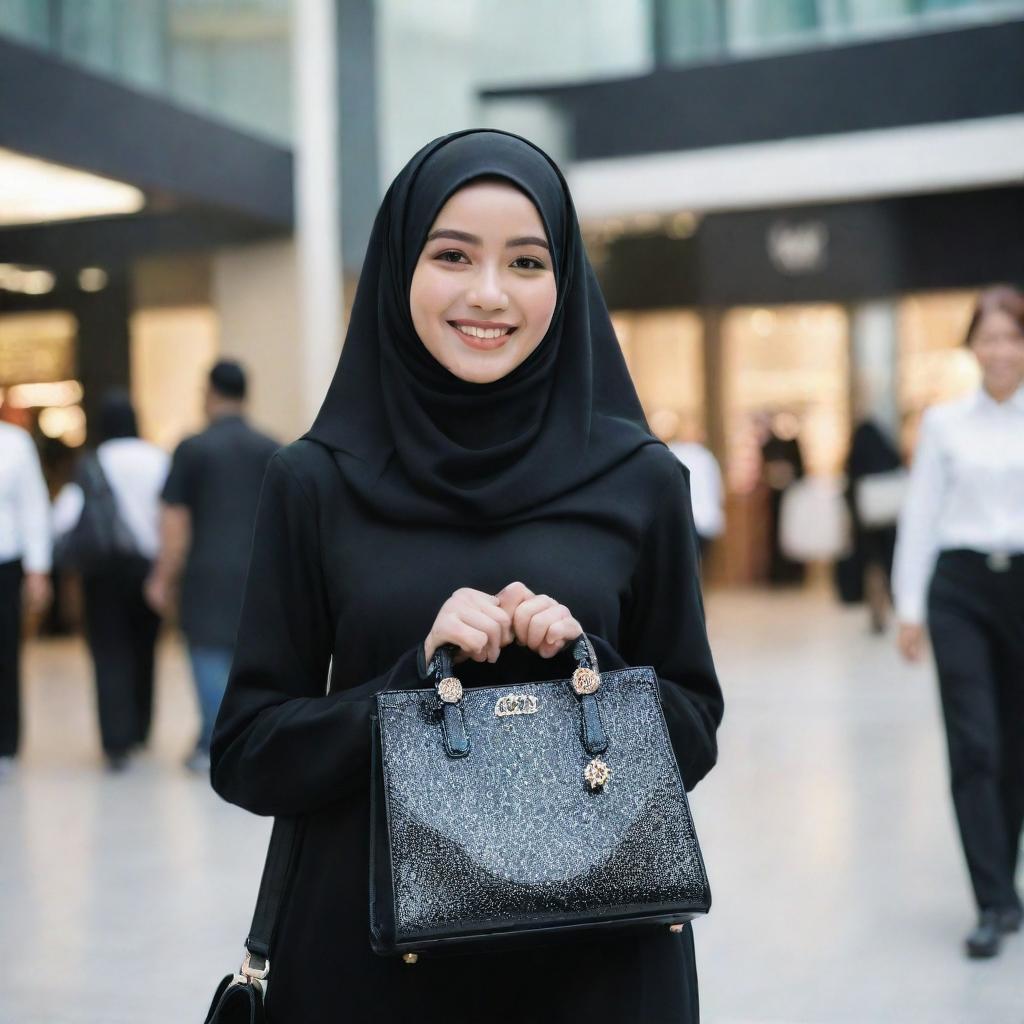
[{"x1": 1, "y1": 1, "x2": 1022, "y2": 589}]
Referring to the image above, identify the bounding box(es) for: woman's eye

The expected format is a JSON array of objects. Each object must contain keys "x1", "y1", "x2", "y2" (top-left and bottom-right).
[
  {"x1": 436, "y1": 250, "x2": 467, "y2": 264},
  {"x1": 512, "y1": 256, "x2": 545, "y2": 270}
]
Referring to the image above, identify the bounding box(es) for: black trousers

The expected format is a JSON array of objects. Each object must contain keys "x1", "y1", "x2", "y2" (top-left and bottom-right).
[
  {"x1": 0, "y1": 559, "x2": 23, "y2": 757},
  {"x1": 928, "y1": 550, "x2": 1024, "y2": 912},
  {"x1": 82, "y1": 556, "x2": 160, "y2": 757}
]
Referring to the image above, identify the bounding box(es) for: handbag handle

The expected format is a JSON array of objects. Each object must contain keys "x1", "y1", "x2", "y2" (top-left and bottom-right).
[
  {"x1": 427, "y1": 634, "x2": 608, "y2": 764},
  {"x1": 427, "y1": 632, "x2": 600, "y2": 685}
]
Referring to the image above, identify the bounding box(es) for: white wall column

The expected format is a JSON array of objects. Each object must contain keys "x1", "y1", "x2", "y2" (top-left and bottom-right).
[
  {"x1": 213, "y1": 239, "x2": 303, "y2": 442},
  {"x1": 293, "y1": 0, "x2": 343, "y2": 425},
  {"x1": 850, "y1": 298, "x2": 900, "y2": 437}
]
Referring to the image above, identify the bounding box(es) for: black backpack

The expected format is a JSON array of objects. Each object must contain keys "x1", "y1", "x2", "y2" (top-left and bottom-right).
[{"x1": 55, "y1": 452, "x2": 139, "y2": 573}]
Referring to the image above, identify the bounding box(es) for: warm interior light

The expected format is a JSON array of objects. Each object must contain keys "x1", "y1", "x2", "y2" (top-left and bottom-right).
[
  {"x1": 39, "y1": 404, "x2": 87, "y2": 447},
  {"x1": 0, "y1": 263, "x2": 56, "y2": 295},
  {"x1": 0, "y1": 147, "x2": 146, "y2": 226},
  {"x1": 78, "y1": 267, "x2": 109, "y2": 292},
  {"x1": 6, "y1": 379, "x2": 84, "y2": 408},
  {"x1": 667, "y1": 211, "x2": 699, "y2": 239}
]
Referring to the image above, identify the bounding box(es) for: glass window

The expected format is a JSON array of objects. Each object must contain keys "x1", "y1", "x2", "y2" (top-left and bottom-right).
[
  {"x1": 0, "y1": 0, "x2": 51, "y2": 47},
  {"x1": 723, "y1": 303, "x2": 849, "y2": 485},
  {"x1": 376, "y1": 0, "x2": 650, "y2": 185},
  {"x1": 725, "y1": 0, "x2": 822, "y2": 53},
  {"x1": 654, "y1": 0, "x2": 1024, "y2": 66},
  {"x1": 611, "y1": 309, "x2": 705, "y2": 429},
  {"x1": 661, "y1": 0, "x2": 724, "y2": 63},
  {"x1": 0, "y1": 0, "x2": 292, "y2": 144}
]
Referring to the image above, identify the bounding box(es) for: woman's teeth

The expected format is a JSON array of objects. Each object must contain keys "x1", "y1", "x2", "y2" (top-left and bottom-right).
[{"x1": 455, "y1": 324, "x2": 512, "y2": 339}]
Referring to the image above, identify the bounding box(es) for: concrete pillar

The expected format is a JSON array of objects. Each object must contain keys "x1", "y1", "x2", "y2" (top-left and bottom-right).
[
  {"x1": 850, "y1": 299, "x2": 899, "y2": 438},
  {"x1": 212, "y1": 239, "x2": 304, "y2": 443},
  {"x1": 292, "y1": 0, "x2": 343, "y2": 426}
]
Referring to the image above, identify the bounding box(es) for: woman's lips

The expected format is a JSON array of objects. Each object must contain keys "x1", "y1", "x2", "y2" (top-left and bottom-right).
[{"x1": 447, "y1": 321, "x2": 517, "y2": 351}]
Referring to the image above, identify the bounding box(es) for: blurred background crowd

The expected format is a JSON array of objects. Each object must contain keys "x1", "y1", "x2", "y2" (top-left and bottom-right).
[
  {"x1": 3, "y1": 0, "x2": 1021, "y2": 596},
  {"x1": 1, "y1": 1, "x2": 1023, "y2": 1021}
]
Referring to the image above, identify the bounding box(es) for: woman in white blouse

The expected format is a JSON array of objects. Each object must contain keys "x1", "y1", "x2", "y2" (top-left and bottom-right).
[
  {"x1": 54, "y1": 393, "x2": 169, "y2": 771},
  {"x1": 893, "y1": 285, "x2": 1024, "y2": 959}
]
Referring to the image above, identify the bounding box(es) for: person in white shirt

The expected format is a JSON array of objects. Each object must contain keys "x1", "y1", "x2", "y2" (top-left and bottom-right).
[
  {"x1": 893, "y1": 284, "x2": 1024, "y2": 959},
  {"x1": 0, "y1": 417, "x2": 52, "y2": 776},
  {"x1": 53, "y1": 393, "x2": 169, "y2": 772},
  {"x1": 667, "y1": 440, "x2": 725, "y2": 558}
]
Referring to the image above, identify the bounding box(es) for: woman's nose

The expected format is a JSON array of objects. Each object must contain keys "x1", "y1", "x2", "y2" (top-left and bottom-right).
[{"x1": 467, "y1": 266, "x2": 508, "y2": 311}]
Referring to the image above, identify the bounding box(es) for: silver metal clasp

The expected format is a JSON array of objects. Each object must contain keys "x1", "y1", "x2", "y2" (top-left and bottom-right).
[
  {"x1": 235, "y1": 950, "x2": 270, "y2": 985},
  {"x1": 986, "y1": 552, "x2": 1012, "y2": 573}
]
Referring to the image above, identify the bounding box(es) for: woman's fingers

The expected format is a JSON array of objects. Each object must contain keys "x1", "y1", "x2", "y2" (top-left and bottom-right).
[
  {"x1": 497, "y1": 582, "x2": 534, "y2": 644},
  {"x1": 474, "y1": 599, "x2": 514, "y2": 647},
  {"x1": 511, "y1": 594, "x2": 553, "y2": 646},
  {"x1": 539, "y1": 616, "x2": 583, "y2": 658},
  {"x1": 436, "y1": 616, "x2": 491, "y2": 662},
  {"x1": 526, "y1": 602, "x2": 571, "y2": 652},
  {"x1": 428, "y1": 586, "x2": 577, "y2": 665},
  {"x1": 457, "y1": 606, "x2": 508, "y2": 662},
  {"x1": 509, "y1": 593, "x2": 579, "y2": 656}
]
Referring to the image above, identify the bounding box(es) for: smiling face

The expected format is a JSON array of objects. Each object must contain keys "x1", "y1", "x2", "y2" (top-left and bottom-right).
[
  {"x1": 970, "y1": 308, "x2": 1024, "y2": 401},
  {"x1": 409, "y1": 180, "x2": 557, "y2": 384}
]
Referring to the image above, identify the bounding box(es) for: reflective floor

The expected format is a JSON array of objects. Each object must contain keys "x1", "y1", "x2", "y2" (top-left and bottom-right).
[{"x1": 1, "y1": 589, "x2": 1021, "y2": 1023}]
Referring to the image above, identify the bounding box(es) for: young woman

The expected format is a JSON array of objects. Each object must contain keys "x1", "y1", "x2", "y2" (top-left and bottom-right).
[
  {"x1": 894, "y1": 285, "x2": 1024, "y2": 958},
  {"x1": 54, "y1": 393, "x2": 168, "y2": 770},
  {"x1": 211, "y1": 130, "x2": 723, "y2": 1022}
]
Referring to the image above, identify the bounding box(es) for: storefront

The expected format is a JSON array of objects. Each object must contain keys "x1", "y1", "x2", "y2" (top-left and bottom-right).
[{"x1": 594, "y1": 185, "x2": 1022, "y2": 583}]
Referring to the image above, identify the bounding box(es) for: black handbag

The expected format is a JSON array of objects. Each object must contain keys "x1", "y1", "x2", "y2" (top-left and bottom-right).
[
  {"x1": 54, "y1": 452, "x2": 138, "y2": 573},
  {"x1": 370, "y1": 635, "x2": 710, "y2": 961},
  {"x1": 204, "y1": 818, "x2": 302, "y2": 1023}
]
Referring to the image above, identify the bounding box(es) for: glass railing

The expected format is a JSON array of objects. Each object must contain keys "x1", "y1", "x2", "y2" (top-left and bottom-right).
[
  {"x1": 660, "y1": 0, "x2": 1024, "y2": 66},
  {"x1": 0, "y1": 0, "x2": 292, "y2": 144}
]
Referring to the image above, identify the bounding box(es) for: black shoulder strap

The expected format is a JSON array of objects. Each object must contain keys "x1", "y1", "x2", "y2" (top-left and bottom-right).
[{"x1": 240, "y1": 817, "x2": 302, "y2": 974}]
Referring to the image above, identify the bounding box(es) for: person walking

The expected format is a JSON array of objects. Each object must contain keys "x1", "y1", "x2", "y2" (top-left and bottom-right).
[
  {"x1": 0, "y1": 417, "x2": 52, "y2": 777},
  {"x1": 54, "y1": 393, "x2": 168, "y2": 771},
  {"x1": 759, "y1": 415, "x2": 806, "y2": 585},
  {"x1": 894, "y1": 284, "x2": 1024, "y2": 958},
  {"x1": 845, "y1": 418, "x2": 902, "y2": 633},
  {"x1": 146, "y1": 361, "x2": 277, "y2": 773},
  {"x1": 210, "y1": 130, "x2": 722, "y2": 1023}
]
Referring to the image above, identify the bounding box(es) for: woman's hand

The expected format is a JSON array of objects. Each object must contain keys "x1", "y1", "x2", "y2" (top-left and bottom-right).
[
  {"x1": 497, "y1": 581, "x2": 583, "y2": 659},
  {"x1": 897, "y1": 621, "x2": 927, "y2": 662},
  {"x1": 424, "y1": 588, "x2": 513, "y2": 666}
]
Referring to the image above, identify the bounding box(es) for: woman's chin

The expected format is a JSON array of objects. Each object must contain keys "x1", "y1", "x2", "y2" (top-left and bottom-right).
[{"x1": 444, "y1": 349, "x2": 520, "y2": 385}]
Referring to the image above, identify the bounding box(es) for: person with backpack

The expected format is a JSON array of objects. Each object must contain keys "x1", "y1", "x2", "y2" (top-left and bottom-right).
[{"x1": 54, "y1": 393, "x2": 169, "y2": 772}]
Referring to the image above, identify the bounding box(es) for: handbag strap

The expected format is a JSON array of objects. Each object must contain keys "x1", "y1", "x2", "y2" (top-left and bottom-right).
[{"x1": 236, "y1": 816, "x2": 302, "y2": 981}]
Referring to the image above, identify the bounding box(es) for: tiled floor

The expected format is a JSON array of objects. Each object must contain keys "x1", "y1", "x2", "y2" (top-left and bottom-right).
[{"x1": 1, "y1": 589, "x2": 1021, "y2": 1023}]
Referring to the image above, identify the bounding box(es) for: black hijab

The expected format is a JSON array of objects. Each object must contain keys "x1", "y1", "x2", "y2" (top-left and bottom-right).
[{"x1": 306, "y1": 129, "x2": 657, "y2": 526}]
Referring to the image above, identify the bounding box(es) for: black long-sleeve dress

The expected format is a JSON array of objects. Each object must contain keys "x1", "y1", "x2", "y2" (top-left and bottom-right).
[{"x1": 211, "y1": 436, "x2": 723, "y2": 1023}]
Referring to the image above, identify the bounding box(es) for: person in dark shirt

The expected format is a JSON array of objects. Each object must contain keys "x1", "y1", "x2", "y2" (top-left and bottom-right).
[{"x1": 146, "y1": 360, "x2": 277, "y2": 772}]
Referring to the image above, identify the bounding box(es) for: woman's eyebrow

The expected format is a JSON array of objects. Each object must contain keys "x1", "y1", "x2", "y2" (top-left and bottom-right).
[
  {"x1": 426, "y1": 228, "x2": 549, "y2": 250},
  {"x1": 506, "y1": 235, "x2": 549, "y2": 250}
]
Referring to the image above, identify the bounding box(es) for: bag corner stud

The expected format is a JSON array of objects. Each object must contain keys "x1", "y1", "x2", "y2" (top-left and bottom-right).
[{"x1": 584, "y1": 757, "x2": 610, "y2": 791}]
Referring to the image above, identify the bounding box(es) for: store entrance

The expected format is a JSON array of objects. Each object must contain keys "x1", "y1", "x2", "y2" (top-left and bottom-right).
[{"x1": 719, "y1": 303, "x2": 850, "y2": 585}]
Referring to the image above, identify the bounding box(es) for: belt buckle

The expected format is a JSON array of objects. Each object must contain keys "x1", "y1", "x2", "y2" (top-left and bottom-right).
[{"x1": 986, "y1": 552, "x2": 1011, "y2": 573}]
